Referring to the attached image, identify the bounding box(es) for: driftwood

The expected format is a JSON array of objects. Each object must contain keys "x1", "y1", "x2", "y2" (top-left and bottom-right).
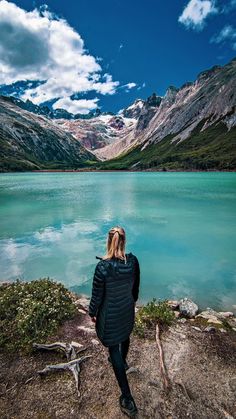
[
  {"x1": 155, "y1": 323, "x2": 171, "y2": 392},
  {"x1": 33, "y1": 341, "x2": 86, "y2": 361},
  {"x1": 33, "y1": 341, "x2": 92, "y2": 397},
  {"x1": 38, "y1": 355, "x2": 92, "y2": 397}
]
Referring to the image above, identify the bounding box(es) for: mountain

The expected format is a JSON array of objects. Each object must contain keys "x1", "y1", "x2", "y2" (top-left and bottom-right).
[
  {"x1": 91, "y1": 57, "x2": 236, "y2": 170},
  {"x1": 1, "y1": 57, "x2": 236, "y2": 171},
  {"x1": 0, "y1": 95, "x2": 105, "y2": 120},
  {"x1": 56, "y1": 114, "x2": 136, "y2": 150},
  {"x1": 0, "y1": 96, "x2": 97, "y2": 172}
]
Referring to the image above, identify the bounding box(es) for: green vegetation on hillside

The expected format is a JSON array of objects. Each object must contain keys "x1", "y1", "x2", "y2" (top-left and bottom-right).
[
  {"x1": 0, "y1": 279, "x2": 76, "y2": 352},
  {"x1": 96, "y1": 121, "x2": 236, "y2": 171},
  {"x1": 134, "y1": 298, "x2": 175, "y2": 338}
]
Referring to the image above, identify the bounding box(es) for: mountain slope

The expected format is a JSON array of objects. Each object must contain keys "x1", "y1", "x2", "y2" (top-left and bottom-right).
[
  {"x1": 0, "y1": 96, "x2": 97, "y2": 172},
  {"x1": 56, "y1": 114, "x2": 136, "y2": 150},
  {"x1": 93, "y1": 57, "x2": 236, "y2": 167},
  {"x1": 98, "y1": 119, "x2": 236, "y2": 170}
]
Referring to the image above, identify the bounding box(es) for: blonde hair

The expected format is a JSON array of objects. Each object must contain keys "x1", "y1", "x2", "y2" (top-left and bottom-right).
[{"x1": 102, "y1": 226, "x2": 126, "y2": 262}]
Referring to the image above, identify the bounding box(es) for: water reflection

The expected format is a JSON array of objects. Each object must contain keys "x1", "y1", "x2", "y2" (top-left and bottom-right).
[{"x1": 0, "y1": 172, "x2": 236, "y2": 311}]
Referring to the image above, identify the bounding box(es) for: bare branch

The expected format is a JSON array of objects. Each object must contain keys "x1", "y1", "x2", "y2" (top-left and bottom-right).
[{"x1": 155, "y1": 323, "x2": 171, "y2": 392}]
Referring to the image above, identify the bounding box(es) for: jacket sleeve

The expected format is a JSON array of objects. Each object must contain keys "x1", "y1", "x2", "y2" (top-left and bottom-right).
[
  {"x1": 132, "y1": 255, "x2": 140, "y2": 302},
  {"x1": 88, "y1": 261, "x2": 106, "y2": 317}
]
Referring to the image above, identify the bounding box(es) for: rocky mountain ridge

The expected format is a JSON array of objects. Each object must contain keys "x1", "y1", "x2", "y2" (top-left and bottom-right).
[
  {"x1": 0, "y1": 57, "x2": 235, "y2": 171},
  {"x1": 94, "y1": 57, "x2": 236, "y2": 162},
  {"x1": 0, "y1": 96, "x2": 97, "y2": 172}
]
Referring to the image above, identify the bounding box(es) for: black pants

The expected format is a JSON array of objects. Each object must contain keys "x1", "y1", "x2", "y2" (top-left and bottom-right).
[{"x1": 108, "y1": 336, "x2": 131, "y2": 398}]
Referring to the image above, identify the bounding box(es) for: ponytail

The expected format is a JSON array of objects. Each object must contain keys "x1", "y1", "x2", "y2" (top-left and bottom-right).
[{"x1": 103, "y1": 226, "x2": 126, "y2": 262}]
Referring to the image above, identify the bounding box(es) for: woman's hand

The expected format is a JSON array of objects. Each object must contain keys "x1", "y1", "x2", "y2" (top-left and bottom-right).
[{"x1": 91, "y1": 316, "x2": 96, "y2": 323}]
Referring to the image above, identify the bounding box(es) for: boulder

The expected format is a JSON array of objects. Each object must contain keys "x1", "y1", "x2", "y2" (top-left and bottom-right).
[
  {"x1": 179, "y1": 298, "x2": 198, "y2": 318},
  {"x1": 218, "y1": 311, "x2": 234, "y2": 318},
  {"x1": 196, "y1": 309, "x2": 223, "y2": 325}
]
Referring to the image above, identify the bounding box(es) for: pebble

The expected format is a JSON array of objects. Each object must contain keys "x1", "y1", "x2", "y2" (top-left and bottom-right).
[
  {"x1": 192, "y1": 326, "x2": 201, "y2": 332},
  {"x1": 77, "y1": 325, "x2": 95, "y2": 334},
  {"x1": 91, "y1": 339, "x2": 100, "y2": 345},
  {"x1": 203, "y1": 326, "x2": 216, "y2": 333},
  {"x1": 178, "y1": 318, "x2": 187, "y2": 323},
  {"x1": 78, "y1": 308, "x2": 87, "y2": 314}
]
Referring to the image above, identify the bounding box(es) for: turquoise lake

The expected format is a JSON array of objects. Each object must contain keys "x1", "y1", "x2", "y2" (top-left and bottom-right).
[{"x1": 0, "y1": 172, "x2": 235, "y2": 311}]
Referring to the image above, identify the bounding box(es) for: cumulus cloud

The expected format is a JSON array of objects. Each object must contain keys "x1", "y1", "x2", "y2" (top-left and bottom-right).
[
  {"x1": 210, "y1": 24, "x2": 236, "y2": 49},
  {"x1": 53, "y1": 97, "x2": 99, "y2": 114},
  {"x1": 178, "y1": 0, "x2": 218, "y2": 30},
  {"x1": 0, "y1": 1, "x2": 126, "y2": 113}
]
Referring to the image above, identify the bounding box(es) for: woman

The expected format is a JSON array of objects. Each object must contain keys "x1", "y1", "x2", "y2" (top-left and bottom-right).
[{"x1": 88, "y1": 226, "x2": 140, "y2": 417}]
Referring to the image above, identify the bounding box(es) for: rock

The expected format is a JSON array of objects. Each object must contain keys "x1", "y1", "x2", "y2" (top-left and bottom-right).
[
  {"x1": 218, "y1": 311, "x2": 234, "y2": 318},
  {"x1": 75, "y1": 296, "x2": 90, "y2": 310},
  {"x1": 178, "y1": 318, "x2": 187, "y2": 323},
  {"x1": 219, "y1": 328, "x2": 227, "y2": 333},
  {"x1": 167, "y1": 300, "x2": 179, "y2": 310},
  {"x1": 179, "y1": 298, "x2": 198, "y2": 318},
  {"x1": 77, "y1": 325, "x2": 96, "y2": 335},
  {"x1": 91, "y1": 339, "x2": 100, "y2": 345},
  {"x1": 78, "y1": 308, "x2": 87, "y2": 314},
  {"x1": 207, "y1": 318, "x2": 222, "y2": 325},
  {"x1": 192, "y1": 326, "x2": 201, "y2": 332},
  {"x1": 203, "y1": 326, "x2": 216, "y2": 333},
  {"x1": 174, "y1": 310, "x2": 180, "y2": 318},
  {"x1": 197, "y1": 309, "x2": 223, "y2": 325}
]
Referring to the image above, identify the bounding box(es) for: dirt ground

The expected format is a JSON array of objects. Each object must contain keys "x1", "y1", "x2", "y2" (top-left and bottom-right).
[{"x1": 0, "y1": 306, "x2": 236, "y2": 419}]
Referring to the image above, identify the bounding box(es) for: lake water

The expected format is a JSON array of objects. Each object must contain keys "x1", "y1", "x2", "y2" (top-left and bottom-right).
[{"x1": 0, "y1": 172, "x2": 236, "y2": 311}]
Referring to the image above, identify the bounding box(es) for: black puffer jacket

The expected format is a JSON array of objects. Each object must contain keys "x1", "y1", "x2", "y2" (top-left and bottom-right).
[{"x1": 88, "y1": 252, "x2": 140, "y2": 347}]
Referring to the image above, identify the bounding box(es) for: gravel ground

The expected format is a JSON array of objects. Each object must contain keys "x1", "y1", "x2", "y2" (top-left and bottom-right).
[{"x1": 0, "y1": 307, "x2": 236, "y2": 419}]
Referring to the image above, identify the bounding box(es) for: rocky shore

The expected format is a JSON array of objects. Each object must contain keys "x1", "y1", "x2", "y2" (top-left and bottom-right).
[{"x1": 0, "y1": 292, "x2": 236, "y2": 418}]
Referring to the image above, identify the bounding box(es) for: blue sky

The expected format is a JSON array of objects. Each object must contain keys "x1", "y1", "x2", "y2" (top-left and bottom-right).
[{"x1": 0, "y1": 0, "x2": 236, "y2": 114}]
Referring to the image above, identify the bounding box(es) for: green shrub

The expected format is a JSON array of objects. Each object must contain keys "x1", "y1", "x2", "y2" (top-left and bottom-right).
[
  {"x1": 0, "y1": 278, "x2": 76, "y2": 352},
  {"x1": 133, "y1": 298, "x2": 175, "y2": 338}
]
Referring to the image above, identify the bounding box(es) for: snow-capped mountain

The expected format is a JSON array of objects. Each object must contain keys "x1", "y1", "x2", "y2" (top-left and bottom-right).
[
  {"x1": 56, "y1": 114, "x2": 136, "y2": 150},
  {"x1": 93, "y1": 57, "x2": 236, "y2": 164},
  {"x1": 1, "y1": 57, "x2": 235, "y2": 171}
]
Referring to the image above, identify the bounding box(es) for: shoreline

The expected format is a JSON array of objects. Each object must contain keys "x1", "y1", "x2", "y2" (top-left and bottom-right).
[
  {"x1": 1, "y1": 169, "x2": 236, "y2": 174},
  {"x1": 1, "y1": 280, "x2": 235, "y2": 316},
  {"x1": 75, "y1": 291, "x2": 236, "y2": 315}
]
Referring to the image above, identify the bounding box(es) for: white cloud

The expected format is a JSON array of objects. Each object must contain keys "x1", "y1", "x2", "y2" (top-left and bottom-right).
[
  {"x1": 53, "y1": 97, "x2": 99, "y2": 114},
  {"x1": 123, "y1": 82, "x2": 136, "y2": 89},
  {"x1": 210, "y1": 24, "x2": 236, "y2": 50},
  {"x1": 178, "y1": 0, "x2": 218, "y2": 30},
  {"x1": 0, "y1": 1, "x2": 128, "y2": 112}
]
